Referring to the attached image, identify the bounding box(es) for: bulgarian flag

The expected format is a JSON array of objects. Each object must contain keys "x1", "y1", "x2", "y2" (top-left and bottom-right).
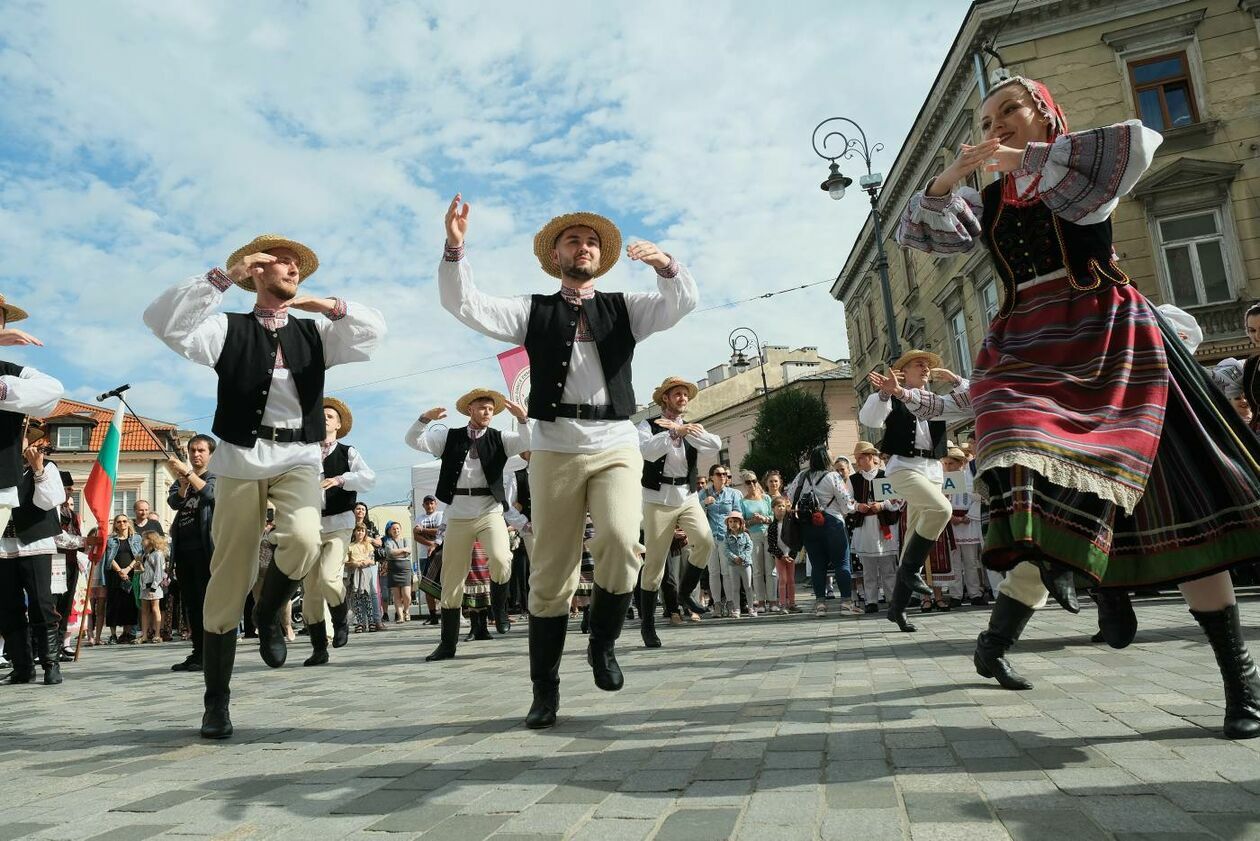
[{"x1": 84, "y1": 402, "x2": 124, "y2": 562}]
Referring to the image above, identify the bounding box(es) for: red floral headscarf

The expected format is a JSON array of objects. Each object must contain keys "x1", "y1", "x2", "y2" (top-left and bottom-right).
[{"x1": 986, "y1": 76, "x2": 1069, "y2": 141}]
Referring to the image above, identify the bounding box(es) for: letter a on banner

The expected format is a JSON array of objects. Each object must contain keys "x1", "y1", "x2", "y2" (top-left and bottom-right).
[{"x1": 498, "y1": 347, "x2": 531, "y2": 405}]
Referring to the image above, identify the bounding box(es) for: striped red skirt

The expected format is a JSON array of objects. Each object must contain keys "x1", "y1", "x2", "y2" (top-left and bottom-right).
[
  {"x1": 462, "y1": 540, "x2": 491, "y2": 610},
  {"x1": 973, "y1": 277, "x2": 1260, "y2": 586}
]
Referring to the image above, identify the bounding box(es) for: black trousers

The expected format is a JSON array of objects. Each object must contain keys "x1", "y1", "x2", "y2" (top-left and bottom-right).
[
  {"x1": 509, "y1": 542, "x2": 530, "y2": 611},
  {"x1": 0, "y1": 553, "x2": 56, "y2": 638},
  {"x1": 174, "y1": 545, "x2": 212, "y2": 658},
  {"x1": 55, "y1": 552, "x2": 80, "y2": 640}
]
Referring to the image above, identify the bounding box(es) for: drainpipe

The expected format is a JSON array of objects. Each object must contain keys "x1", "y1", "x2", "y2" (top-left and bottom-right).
[{"x1": 973, "y1": 50, "x2": 989, "y2": 99}]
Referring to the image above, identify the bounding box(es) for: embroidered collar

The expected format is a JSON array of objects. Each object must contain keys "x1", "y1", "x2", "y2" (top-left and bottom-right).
[
  {"x1": 559, "y1": 286, "x2": 595, "y2": 303},
  {"x1": 253, "y1": 305, "x2": 289, "y2": 327}
]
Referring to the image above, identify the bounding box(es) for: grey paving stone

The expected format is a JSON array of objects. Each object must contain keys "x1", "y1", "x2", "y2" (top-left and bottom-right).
[
  {"x1": 418, "y1": 813, "x2": 510, "y2": 841},
  {"x1": 826, "y1": 779, "x2": 899, "y2": 809},
  {"x1": 0, "y1": 825, "x2": 51, "y2": 841},
  {"x1": 567, "y1": 817, "x2": 656, "y2": 841},
  {"x1": 998, "y1": 808, "x2": 1109, "y2": 841},
  {"x1": 110, "y1": 790, "x2": 204, "y2": 813},
  {"x1": 654, "y1": 808, "x2": 740, "y2": 841},
  {"x1": 902, "y1": 791, "x2": 993, "y2": 823},
  {"x1": 84, "y1": 826, "x2": 176, "y2": 841}
]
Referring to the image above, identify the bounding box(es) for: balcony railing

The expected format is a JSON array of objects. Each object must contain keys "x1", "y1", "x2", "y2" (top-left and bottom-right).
[{"x1": 1190, "y1": 299, "x2": 1253, "y2": 342}]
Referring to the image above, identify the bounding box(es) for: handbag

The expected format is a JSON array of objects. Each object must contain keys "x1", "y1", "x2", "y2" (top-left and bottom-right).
[
  {"x1": 780, "y1": 478, "x2": 809, "y2": 554},
  {"x1": 417, "y1": 547, "x2": 443, "y2": 600}
]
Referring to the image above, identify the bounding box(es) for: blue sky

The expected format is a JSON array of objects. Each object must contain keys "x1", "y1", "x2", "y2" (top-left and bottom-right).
[{"x1": 0, "y1": 0, "x2": 971, "y2": 503}]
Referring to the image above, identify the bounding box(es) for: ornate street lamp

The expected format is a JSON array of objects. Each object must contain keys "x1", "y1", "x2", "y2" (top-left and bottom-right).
[
  {"x1": 728, "y1": 326, "x2": 769, "y2": 401},
  {"x1": 812, "y1": 116, "x2": 902, "y2": 362}
]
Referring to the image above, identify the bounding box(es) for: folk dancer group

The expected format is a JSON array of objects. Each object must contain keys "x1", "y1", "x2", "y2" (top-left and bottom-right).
[{"x1": 5, "y1": 72, "x2": 1257, "y2": 747}]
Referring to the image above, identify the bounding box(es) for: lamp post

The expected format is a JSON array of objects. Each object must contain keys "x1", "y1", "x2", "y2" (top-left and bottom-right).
[
  {"x1": 811, "y1": 116, "x2": 902, "y2": 363},
  {"x1": 728, "y1": 326, "x2": 769, "y2": 401}
]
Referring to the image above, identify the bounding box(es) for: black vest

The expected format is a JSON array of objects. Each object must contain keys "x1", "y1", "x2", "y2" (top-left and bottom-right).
[
  {"x1": 6, "y1": 465, "x2": 62, "y2": 544},
  {"x1": 0, "y1": 360, "x2": 26, "y2": 490},
  {"x1": 641, "y1": 418, "x2": 698, "y2": 491},
  {"x1": 878, "y1": 399, "x2": 947, "y2": 459},
  {"x1": 849, "y1": 469, "x2": 887, "y2": 506},
  {"x1": 212, "y1": 314, "x2": 326, "y2": 447},
  {"x1": 321, "y1": 442, "x2": 357, "y2": 517},
  {"x1": 435, "y1": 427, "x2": 508, "y2": 506},
  {"x1": 980, "y1": 176, "x2": 1127, "y2": 319},
  {"x1": 523, "y1": 292, "x2": 636, "y2": 421},
  {"x1": 514, "y1": 467, "x2": 532, "y2": 520}
]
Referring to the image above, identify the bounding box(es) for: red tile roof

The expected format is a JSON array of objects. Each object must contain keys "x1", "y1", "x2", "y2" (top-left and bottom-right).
[{"x1": 42, "y1": 399, "x2": 177, "y2": 453}]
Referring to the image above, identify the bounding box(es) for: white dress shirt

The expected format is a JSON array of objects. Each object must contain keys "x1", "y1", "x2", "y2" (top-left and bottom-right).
[
  {"x1": 404, "y1": 418, "x2": 530, "y2": 520},
  {"x1": 142, "y1": 273, "x2": 386, "y2": 480},
  {"x1": 502, "y1": 471, "x2": 530, "y2": 532},
  {"x1": 0, "y1": 459, "x2": 67, "y2": 558},
  {"x1": 636, "y1": 418, "x2": 721, "y2": 507},
  {"x1": 437, "y1": 256, "x2": 698, "y2": 454},
  {"x1": 857, "y1": 383, "x2": 969, "y2": 484},
  {"x1": 0, "y1": 366, "x2": 65, "y2": 506},
  {"x1": 783, "y1": 470, "x2": 855, "y2": 519},
  {"x1": 320, "y1": 442, "x2": 376, "y2": 535}
]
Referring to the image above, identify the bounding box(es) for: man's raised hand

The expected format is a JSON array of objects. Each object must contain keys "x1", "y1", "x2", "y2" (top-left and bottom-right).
[
  {"x1": 421, "y1": 407, "x2": 447, "y2": 422},
  {"x1": 504, "y1": 399, "x2": 528, "y2": 422},
  {"x1": 626, "y1": 240, "x2": 671, "y2": 270},
  {"x1": 226, "y1": 252, "x2": 276, "y2": 285},
  {"x1": 445, "y1": 194, "x2": 470, "y2": 248},
  {"x1": 0, "y1": 328, "x2": 43, "y2": 347},
  {"x1": 286, "y1": 296, "x2": 338, "y2": 315}
]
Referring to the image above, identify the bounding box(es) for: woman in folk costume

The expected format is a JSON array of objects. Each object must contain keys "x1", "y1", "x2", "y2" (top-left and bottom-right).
[
  {"x1": 461, "y1": 540, "x2": 493, "y2": 642},
  {"x1": 894, "y1": 75, "x2": 1260, "y2": 740}
]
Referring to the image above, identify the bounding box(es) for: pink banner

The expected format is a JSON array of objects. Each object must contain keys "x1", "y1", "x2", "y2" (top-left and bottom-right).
[{"x1": 497, "y1": 347, "x2": 531, "y2": 406}]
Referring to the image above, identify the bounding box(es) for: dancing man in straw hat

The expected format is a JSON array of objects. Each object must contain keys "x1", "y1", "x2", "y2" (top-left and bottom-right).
[
  {"x1": 638, "y1": 376, "x2": 719, "y2": 645},
  {"x1": 302, "y1": 397, "x2": 375, "y2": 667},
  {"x1": 144, "y1": 235, "x2": 384, "y2": 739},
  {"x1": 848, "y1": 440, "x2": 903, "y2": 616},
  {"x1": 405, "y1": 388, "x2": 530, "y2": 662},
  {"x1": 438, "y1": 194, "x2": 697, "y2": 729},
  {"x1": 858, "y1": 350, "x2": 963, "y2": 633}
]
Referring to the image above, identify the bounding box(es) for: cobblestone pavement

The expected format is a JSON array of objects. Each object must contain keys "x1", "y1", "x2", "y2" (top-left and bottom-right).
[{"x1": 2, "y1": 594, "x2": 1260, "y2": 840}]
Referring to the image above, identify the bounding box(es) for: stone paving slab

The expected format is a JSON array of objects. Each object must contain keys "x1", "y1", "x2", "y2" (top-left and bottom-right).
[{"x1": 2, "y1": 595, "x2": 1259, "y2": 839}]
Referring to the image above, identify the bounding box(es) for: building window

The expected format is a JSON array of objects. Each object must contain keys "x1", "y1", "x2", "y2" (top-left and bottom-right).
[
  {"x1": 865, "y1": 298, "x2": 878, "y2": 348},
  {"x1": 55, "y1": 426, "x2": 86, "y2": 450},
  {"x1": 948, "y1": 309, "x2": 972, "y2": 377},
  {"x1": 113, "y1": 489, "x2": 138, "y2": 519},
  {"x1": 979, "y1": 278, "x2": 999, "y2": 323},
  {"x1": 902, "y1": 248, "x2": 917, "y2": 292},
  {"x1": 1157, "y1": 210, "x2": 1231, "y2": 307},
  {"x1": 1128, "y1": 52, "x2": 1198, "y2": 132}
]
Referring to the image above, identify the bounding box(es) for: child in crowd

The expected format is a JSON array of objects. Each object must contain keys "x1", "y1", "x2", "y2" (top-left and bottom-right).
[
  {"x1": 724, "y1": 511, "x2": 756, "y2": 618},
  {"x1": 346, "y1": 525, "x2": 377, "y2": 633},
  {"x1": 139, "y1": 532, "x2": 168, "y2": 643},
  {"x1": 768, "y1": 496, "x2": 800, "y2": 613}
]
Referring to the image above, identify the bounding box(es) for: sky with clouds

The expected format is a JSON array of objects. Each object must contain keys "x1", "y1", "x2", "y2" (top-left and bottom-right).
[{"x1": 0, "y1": 0, "x2": 971, "y2": 504}]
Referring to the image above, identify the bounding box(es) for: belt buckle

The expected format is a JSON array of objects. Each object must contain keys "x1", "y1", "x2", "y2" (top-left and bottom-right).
[
  {"x1": 576, "y1": 404, "x2": 590, "y2": 420},
  {"x1": 268, "y1": 427, "x2": 281, "y2": 442}
]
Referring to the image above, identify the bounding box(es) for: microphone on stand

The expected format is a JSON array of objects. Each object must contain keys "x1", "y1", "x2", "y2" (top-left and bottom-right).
[{"x1": 96, "y1": 384, "x2": 131, "y2": 402}]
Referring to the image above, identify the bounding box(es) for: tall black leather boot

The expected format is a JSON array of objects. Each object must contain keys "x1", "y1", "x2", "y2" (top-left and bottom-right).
[
  {"x1": 200, "y1": 631, "x2": 236, "y2": 739},
  {"x1": 885, "y1": 579, "x2": 918, "y2": 633},
  {"x1": 896, "y1": 534, "x2": 935, "y2": 598},
  {"x1": 41, "y1": 625, "x2": 62, "y2": 685},
  {"x1": 253, "y1": 563, "x2": 301, "y2": 668},
  {"x1": 974, "y1": 594, "x2": 1035, "y2": 690},
  {"x1": 491, "y1": 581, "x2": 510, "y2": 634},
  {"x1": 1039, "y1": 561, "x2": 1080, "y2": 614},
  {"x1": 640, "y1": 589, "x2": 661, "y2": 649},
  {"x1": 426, "y1": 609, "x2": 460, "y2": 661},
  {"x1": 0, "y1": 626, "x2": 33, "y2": 685},
  {"x1": 586, "y1": 585, "x2": 633, "y2": 691},
  {"x1": 329, "y1": 600, "x2": 350, "y2": 649},
  {"x1": 473, "y1": 610, "x2": 493, "y2": 641},
  {"x1": 1094, "y1": 589, "x2": 1136, "y2": 649},
  {"x1": 1192, "y1": 605, "x2": 1260, "y2": 740},
  {"x1": 526, "y1": 614, "x2": 567, "y2": 729},
  {"x1": 303, "y1": 621, "x2": 329, "y2": 666},
  {"x1": 678, "y1": 562, "x2": 704, "y2": 617}
]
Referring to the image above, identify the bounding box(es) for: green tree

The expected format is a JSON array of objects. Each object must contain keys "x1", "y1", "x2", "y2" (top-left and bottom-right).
[{"x1": 739, "y1": 389, "x2": 830, "y2": 485}]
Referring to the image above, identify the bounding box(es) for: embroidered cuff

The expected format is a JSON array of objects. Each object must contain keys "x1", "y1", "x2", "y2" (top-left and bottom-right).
[
  {"x1": 1021, "y1": 141, "x2": 1052, "y2": 175},
  {"x1": 443, "y1": 242, "x2": 465, "y2": 263},
  {"x1": 917, "y1": 186, "x2": 956, "y2": 213},
  {"x1": 655, "y1": 257, "x2": 680, "y2": 279},
  {"x1": 206, "y1": 268, "x2": 233, "y2": 292},
  {"x1": 0, "y1": 381, "x2": 8, "y2": 402},
  {"x1": 333, "y1": 475, "x2": 346, "y2": 487},
  {"x1": 325, "y1": 298, "x2": 348, "y2": 321}
]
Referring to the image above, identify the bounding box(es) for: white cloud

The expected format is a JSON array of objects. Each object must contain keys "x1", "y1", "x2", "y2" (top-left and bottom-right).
[{"x1": 0, "y1": 0, "x2": 970, "y2": 502}]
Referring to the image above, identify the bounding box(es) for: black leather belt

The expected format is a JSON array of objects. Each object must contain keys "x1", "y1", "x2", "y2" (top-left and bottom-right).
[
  {"x1": 660, "y1": 476, "x2": 691, "y2": 486},
  {"x1": 256, "y1": 425, "x2": 305, "y2": 444},
  {"x1": 552, "y1": 403, "x2": 628, "y2": 421},
  {"x1": 452, "y1": 488, "x2": 492, "y2": 497},
  {"x1": 906, "y1": 448, "x2": 938, "y2": 459}
]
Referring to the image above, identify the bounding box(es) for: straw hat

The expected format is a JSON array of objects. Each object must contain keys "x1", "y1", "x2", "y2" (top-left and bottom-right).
[
  {"x1": 456, "y1": 388, "x2": 507, "y2": 417},
  {"x1": 0, "y1": 294, "x2": 29, "y2": 325},
  {"x1": 226, "y1": 234, "x2": 319, "y2": 292},
  {"x1": 323, "y1": 397, "x2": 353, "y2": 438},
  {"x1": 533, "y1": 212, "x2": 622, "y2": 279},
  {"x1": 944, "y1": 446, "x2": 967, "y2": 461},
  {"x1": 652, "y1": 376, "x2": 698, "y2": 406},
  {"x1": 891, "y1": 348, "x2": 943, "y2": 371},
  {"x1": 853, "y1": 441, "x2": 879, "y2": 456}
]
